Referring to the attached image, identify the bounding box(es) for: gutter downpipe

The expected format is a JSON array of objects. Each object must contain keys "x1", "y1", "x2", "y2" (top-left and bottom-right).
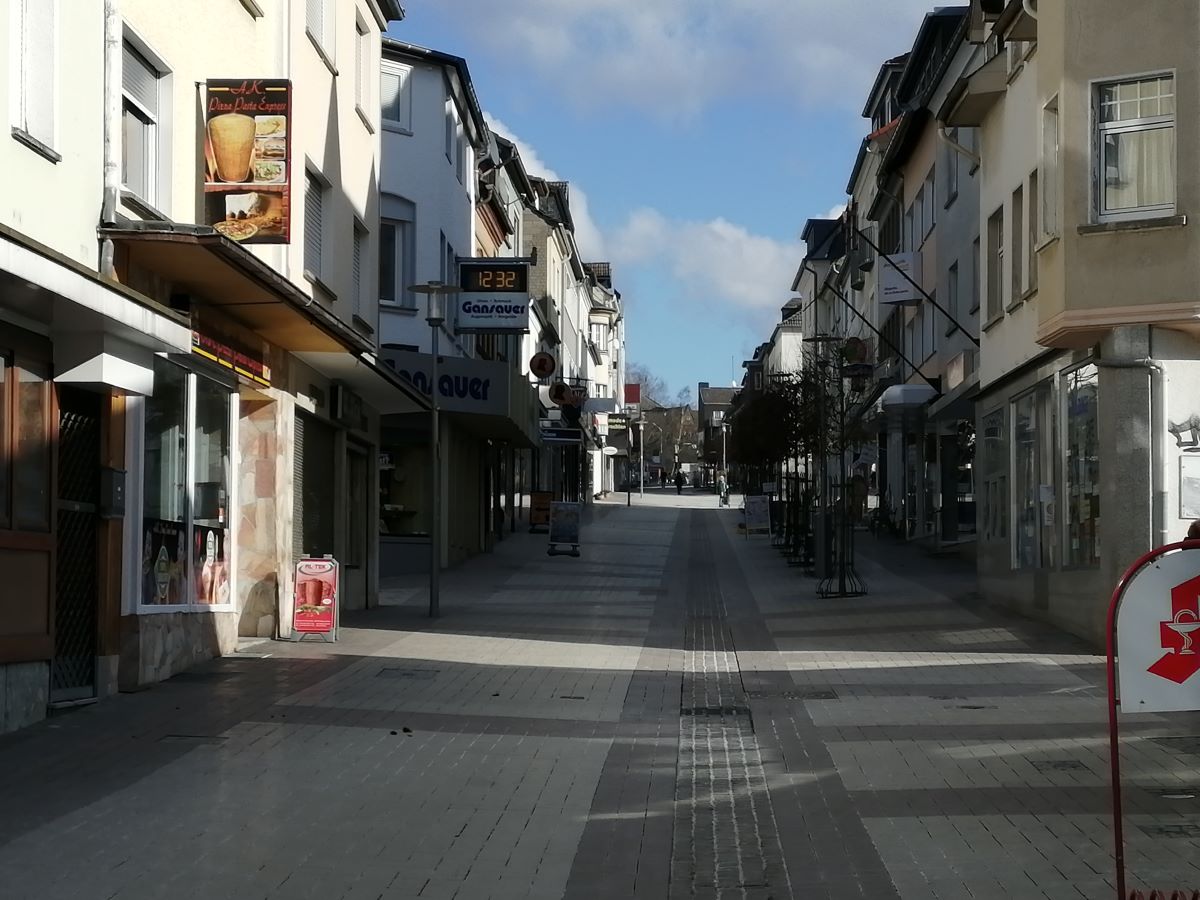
[
  {"x1": 937, "y1": 126, "x2": 981, "y2": 169},
  {"x1": 100, "y1": 0, "x2": 122, "y2": 278},
  {"x1": 1097, "y1": 354, "x2": 1167, "y2": 549}
]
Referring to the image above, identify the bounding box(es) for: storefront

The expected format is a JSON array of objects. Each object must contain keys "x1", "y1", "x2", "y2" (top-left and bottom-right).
[
  {"x1": 378, "y1": 349, "x2": 538, "y2": 575},
  {"x1": 107, "y1": 227, "x2": 424, "y2": 687}
]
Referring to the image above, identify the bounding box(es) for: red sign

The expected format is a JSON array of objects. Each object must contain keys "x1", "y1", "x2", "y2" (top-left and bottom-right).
[
  {"x1": 625, "y1": 383, "x2": 641, "y2": 405},
  {"x1": 292, "y1": 557, "x2": 338, "y2": 635},
  {"x1": 1149, "y1": 573, "x2": 1200, "y2": 683}
]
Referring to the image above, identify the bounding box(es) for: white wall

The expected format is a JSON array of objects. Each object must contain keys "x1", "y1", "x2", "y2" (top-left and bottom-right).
[
  {"x1": 378, "y1": 51, "x2": 475, "y2": 355},
  {"x1": 0, "y1": 0, "x2": 106, "y2": 267}
]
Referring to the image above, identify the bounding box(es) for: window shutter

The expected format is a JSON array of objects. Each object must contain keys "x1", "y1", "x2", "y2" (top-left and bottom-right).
[
  {"x1": 304, "y1": 174, "x2": 323, "y2": 278},
  {"x1": 381, "y1": 70, "x2": 403, "y2": 122},
  {"x1": 306, "y1": 0, "x2": 323, "y2": 43},
  {"x1": 123, "y1": 43, "x2": 158, "y2": 117},
  {"x1": 21, "y1": 0, "x2": 56, "y2": 145},
  {"x1": 352, "y1": 230, "x2": 363, "y2": 305},
  {"x1": 292, "y1": 413, "x2": 305, "y2": 564}
]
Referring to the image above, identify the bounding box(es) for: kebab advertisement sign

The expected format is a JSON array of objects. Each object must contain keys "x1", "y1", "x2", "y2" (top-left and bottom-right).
[
  {"x1": 291, "y1": 556, "x2": 339, "y2": 641},
  {"x1": 203, "y1": 79, "x2": 291, "y2": 244}
]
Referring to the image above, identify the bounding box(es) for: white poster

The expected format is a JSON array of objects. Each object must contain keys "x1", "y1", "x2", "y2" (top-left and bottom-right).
[{"x1": 879, "y1": 251, "x2": 921, "y2": 304}]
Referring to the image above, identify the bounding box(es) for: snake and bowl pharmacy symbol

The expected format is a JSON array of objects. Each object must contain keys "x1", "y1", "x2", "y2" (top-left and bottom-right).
[{"x1": 1116, "y1": 554, "x2": 1200, "y2": 713}]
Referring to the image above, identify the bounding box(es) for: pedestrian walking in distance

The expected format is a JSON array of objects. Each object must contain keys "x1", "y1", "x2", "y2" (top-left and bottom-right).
[
  {"x1": 675, "y1": 470, "x2": 685, "y2": 495},
  {"x1": 718, "y1": 473, "x2": 729, "y2": 507}
]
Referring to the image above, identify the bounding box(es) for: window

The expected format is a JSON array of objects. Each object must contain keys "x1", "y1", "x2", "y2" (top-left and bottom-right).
[
  {"x1": 381, "y1": 63, "x2": 412, "y2": 131},
  {"x1": 306, "y1": 0, "x2": 334, "y2": 64},
  {"x1": 946, "y1": 262, "x2": 959, "y2": 336},
  {"x1": 944, "y1": 129, "x2": 960, "y2": 204},
  {"x1": 352, "y1": 224, "x2": 366, "y2": 313},
  {"x1": 1028, "y1": 171, "x2": 1039, "y2": 290},
  {"x1": 380, "y1": 214, "x2": 415, "y2": 308},
  {"x1": 1011, "y1": 185, "x2": 1024, "y2": 301},
  {"x1": 1063, "y1": 364, "x2": 1099, "y2": 567},
  {"x1": 122, "y1": 42, "x2": 161, "y2": 204},
  {"x1": 1095, "y1": 74, "x2": 1175, "y2": 222},
  {"x1": 9, "y1": 0, "x2": 56, "y2": 153},
  {"x1": 980, "y1": 407, "x2": 1008, "y2": 542},
  {"x1": 355, "y1": 19, "x2": 370, "y2": 118},
  {"x1": 456, "y1": 120, "x2": 466, "y2": 184},
  {"x1": 304, "y1": 170, "x2": 325, "y2": 281},
  {"x1": 141, "y1": 360, "x2": 232, "y2": 608},
  {"x1": 904, "y1": 206, "x2": 915, "y2": 253},
  {"x1": 1042, "y1": 97, "x2": 1060, "y2": 236},
  {"x1": 444, "y1": 96, "x2": 455, "y2": 161},
  {"x1": 986, "y1": 206, "x2": 1004, "y2": 320},
  {"x1": 970, "y1": 237, "x2": 981, "y2": 313},
  {"x1": 1013, "y1": 380, "x2": 1056, "y2": 570},
  {"x1": 923, "y1": 168, "x2": 936, "y2": 237}
]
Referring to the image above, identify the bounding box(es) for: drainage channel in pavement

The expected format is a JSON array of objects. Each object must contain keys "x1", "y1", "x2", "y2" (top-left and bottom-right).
[{"x1": 671, "y1": 517, "x2": 793, "y2": 900}]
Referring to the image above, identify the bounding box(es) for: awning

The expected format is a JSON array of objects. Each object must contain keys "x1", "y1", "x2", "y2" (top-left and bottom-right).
[
  {"x1": 880, "y1": 383, "x2": 939, "y2": 409},
  {"x1": 928, "y1": 372, "x2": 980, "y2": 422},
  {"x1": 939, "y1": 53, "x2": 1007, "y2": 127},
  {"x1": 101, "y1": 224, "x2": 371, "y2": 354},
  {"x1": 101, "y1": 223, "x2": 428, "y2": 411},
  {"x1": 0, "y1": 224, "x2": 191, "y2": 394}
]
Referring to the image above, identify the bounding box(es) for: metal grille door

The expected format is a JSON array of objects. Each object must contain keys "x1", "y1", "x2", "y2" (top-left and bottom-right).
[{"x1": 52, "y1": 389, "x2": 100, "y2": 701}]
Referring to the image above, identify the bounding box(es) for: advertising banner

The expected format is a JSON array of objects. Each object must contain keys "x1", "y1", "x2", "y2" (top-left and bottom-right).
[
  {"x1": 141, "y1": 519, "x2": 187, "y2": 606},
  {"x1": 193, "y1": 525, "x2": 230, "y2": 606},
  {"x1": 203, "y1": 79, "x2": 292, "y2": 244},
  {"x1": 548, "y1": 502, "x2": 582, "y2": 557},
  {"x1": 744, "y1": 496, "x2": 771, "y2": 535},
  {"x1": 291, "y1": 557, "x2": 339, "y2": 640},
  {"x1": 456, "y1": 261, "x2": 531, "y2": 333},
  {"x1": 879, "y1": 251, "x2": 921, "y2": 304}
]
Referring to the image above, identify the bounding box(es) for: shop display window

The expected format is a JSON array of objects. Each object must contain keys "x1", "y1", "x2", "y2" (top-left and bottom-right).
[{"x1": 1063, "y1": 364, "x2": 1100, "y2": 567}]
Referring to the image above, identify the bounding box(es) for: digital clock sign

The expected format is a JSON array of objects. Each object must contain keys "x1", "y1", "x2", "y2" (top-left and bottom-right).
[
  {"x1": 461, "y1": 263, "x2": 528, "y2": 293},
  {"x1": 457, "y1": 260, "x2": 532, "y2": 334}
]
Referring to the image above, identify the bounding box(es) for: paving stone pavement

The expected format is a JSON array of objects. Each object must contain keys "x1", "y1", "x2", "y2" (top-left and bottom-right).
[{"x1": 3, "y1": 497, "x2": 1200, "y2": 898}]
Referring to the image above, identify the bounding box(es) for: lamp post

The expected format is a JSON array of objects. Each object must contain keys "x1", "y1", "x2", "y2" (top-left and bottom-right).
[{"x1": 408, "y1": 280, "x2": 462, "y2": 618}]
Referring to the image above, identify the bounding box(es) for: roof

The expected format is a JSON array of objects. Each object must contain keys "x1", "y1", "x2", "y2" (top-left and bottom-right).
[
  {"x1": 699, "y1": 385, "x2": 737, "y2": 406},
  {"x1": 861, "y1": 53, "x2": 910, "y2": 118},
  {"x1": 382, "y1": 39, "x2": 489, "y2": 150}
]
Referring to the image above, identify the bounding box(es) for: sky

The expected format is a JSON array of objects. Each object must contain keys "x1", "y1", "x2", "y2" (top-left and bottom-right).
[{"x1": 388, "y1": 1, "x2": 938, "y2": 398}]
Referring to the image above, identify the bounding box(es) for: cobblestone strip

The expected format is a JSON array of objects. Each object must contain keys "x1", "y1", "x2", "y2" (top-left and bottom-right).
[{"x1": 671, "y1": 513, "x2": 792, "y2": 900}]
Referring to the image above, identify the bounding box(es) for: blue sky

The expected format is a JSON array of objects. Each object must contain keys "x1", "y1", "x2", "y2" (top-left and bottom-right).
[{"x1": 389, "y1": 1, "x2": 937, "y2": 398}]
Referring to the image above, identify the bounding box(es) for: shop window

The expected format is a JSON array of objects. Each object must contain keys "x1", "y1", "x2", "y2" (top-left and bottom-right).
[
  {"x1": 1013, "y1": 380, "x2": 1056, "y2": 569},
  {"x1": 1064, "y1": 364, "x2": 1100, "y2": 567},
  {"x1": 294, "y1": 412, "x2": 336, "y2": 561},
  {"x1": 14, "y1": 368, "x2": 51, "y2": 531},
  {"x1": 141, "y1": 359, "x2": 232, "y2": 608},
  {"x1": 980, "y1": 407, "x2": 1007, "y2": 542}
]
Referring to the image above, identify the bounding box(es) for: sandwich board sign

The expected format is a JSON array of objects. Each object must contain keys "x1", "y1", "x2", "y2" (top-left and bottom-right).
[
  {"x1": 744, "y1": 496, "x2": 771, "y2": 536},
  {"x1": 290, "y1": 556, "x2": 339, "y2": 642}
]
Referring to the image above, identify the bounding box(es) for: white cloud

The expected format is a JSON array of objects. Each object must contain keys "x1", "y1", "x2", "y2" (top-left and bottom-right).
[
  {"x1": 823, "y1": 203, "x2": 848, "y2": 222},
  {"x1": 485, "y1": 114, "x2": 607, "y2": 260},
  {"x1": 611, "y1": 208, "x2": 802, "y2": 322},
  {"x1": 440, "y1": 1, "x2": 934, "y2": 120}
]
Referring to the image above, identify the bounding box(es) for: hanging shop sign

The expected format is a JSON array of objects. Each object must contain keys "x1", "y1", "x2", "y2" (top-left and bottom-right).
[
  {"x1": 382, "y1": 350, "x2": 509, "y2": 416},
  {"x1": 540, "y1": 424, "x2": 582, "y2": 445},
  {"x1": 548, "y1": 502, "x2": 582, "y2": 557},
  {"x1": 529, "y1": 351, "x2": 556, "y2": 380},
  {"x1": 191, "y1": 330, "x2": 271, "y2": 387},
  {"x1": 607, "y1": 414, "x2": 629, "y2": 432},
  {"x1": 456, "y1": 260, "x2": 531, "y2": 333},
  {"x1": 203, "y1": 79, "x2": 292, "y2": 244},
  {"x1": 879, "y1": 251, "x2": 921, "y2": 304},
  {"x1": 291, "y1": 556, "x2": 339, "y2": 641}
]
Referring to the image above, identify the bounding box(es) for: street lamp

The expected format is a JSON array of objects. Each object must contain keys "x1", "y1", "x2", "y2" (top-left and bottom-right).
[{"x1": 408, "y1": 280, "x2": 462, "y2": 618}]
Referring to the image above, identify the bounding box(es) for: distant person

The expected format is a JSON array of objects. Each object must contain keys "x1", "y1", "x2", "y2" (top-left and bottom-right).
[
  {"x1": 675, "y1": 470, "x2": 685, "y2": 495},
  {"x1": 1188, "y1": 519, "x2": 1200, "y2": 541}
]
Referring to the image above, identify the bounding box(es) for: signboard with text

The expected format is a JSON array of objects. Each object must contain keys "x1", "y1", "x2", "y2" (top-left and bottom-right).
[
  {"x1": 548, "y1": 502, "x2": 582, "y2": 557},
  {"x1": 291, "y1": 557, "x2": 339, "y2": 641},
  {"x1": 744, "y1": 496, "x2": 771, "y2": 535},
  {"x1": 203, "y1": 79, "x2": 292, "y2": 244},
  {"x1": 879, "y1": 251, "x2": 921, "y2": 304},
  {"x1": 456, "y1": 261, "x2": 531, "y2": 333}
]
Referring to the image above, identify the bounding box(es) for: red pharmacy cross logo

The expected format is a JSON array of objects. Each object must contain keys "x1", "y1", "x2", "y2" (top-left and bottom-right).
[{"x1": 1149, "y1": 574, "x2": 1200, "y2": 683}]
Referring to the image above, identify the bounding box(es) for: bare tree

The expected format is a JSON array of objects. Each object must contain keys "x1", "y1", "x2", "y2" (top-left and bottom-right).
[{"x1": 625, "y1": 362, "x2": 669, "y2": 406}]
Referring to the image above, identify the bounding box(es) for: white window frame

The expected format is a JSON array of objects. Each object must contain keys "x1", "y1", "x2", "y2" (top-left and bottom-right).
[
  {"x1": 1041, "y1": 96, "x2": 1060, "y2": 238},
  {"x1": 121, "y1": 35, "x2": 168, "y2": 208},
  {"x1": 9, "y1": 0, "x2": 59, "y2": 158},
  {"x1": 1092, "y1": 71, "x2": 1176, "y2": 224},
  {"x1": 380, "y1": 62, "x2": 412, "y2": 133}
]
